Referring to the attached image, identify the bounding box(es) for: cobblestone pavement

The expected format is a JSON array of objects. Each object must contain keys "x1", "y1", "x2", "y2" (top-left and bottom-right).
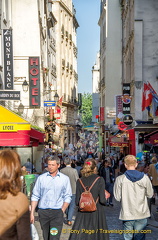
[{"x1": 34, "y1": 198, "x2": 158, "y2": 240}]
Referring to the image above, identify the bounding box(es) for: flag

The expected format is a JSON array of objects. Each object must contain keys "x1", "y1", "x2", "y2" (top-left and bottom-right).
[
  {"x1": 142, "y1": 83, "x2": 153, "y2": 111},
  {"x1": 151, "y1": 94, "x2": 158, "y2": 116},
  {"x1": 54, "y1": 97, "x2": 63, "y2": 119},
  {"x1": 147, "y1": 81, "x2": 156, "y2": 95},
  {"x1": 57, "y1": 96, "x2": 63, "y2": 108}
]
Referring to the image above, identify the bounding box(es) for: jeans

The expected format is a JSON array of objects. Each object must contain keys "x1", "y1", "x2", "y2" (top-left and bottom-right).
[
  {"x1": 105, "y1": 183, "x2": 114, "y2": 203},
  {"x1": 66, "y1": 194, "x2": 76, "y2": 221},
  {"x1": 123, "y1": 218, "x2": 147, "y2": 240}
]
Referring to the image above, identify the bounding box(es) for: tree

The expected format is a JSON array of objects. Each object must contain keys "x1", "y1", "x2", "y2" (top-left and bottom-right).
[{"x1": 80, "y1": 93, "x2": 92, "y2": 126}]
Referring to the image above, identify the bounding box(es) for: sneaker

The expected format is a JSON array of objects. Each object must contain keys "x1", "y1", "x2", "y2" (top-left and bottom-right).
[{"x1": 109, "y1": 202, "x2": 114, "y2": 207}]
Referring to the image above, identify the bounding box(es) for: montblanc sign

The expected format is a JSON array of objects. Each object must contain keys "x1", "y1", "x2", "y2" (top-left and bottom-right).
[{"x1": 3, "y1": 29, "x2": 14, "y2": 90}]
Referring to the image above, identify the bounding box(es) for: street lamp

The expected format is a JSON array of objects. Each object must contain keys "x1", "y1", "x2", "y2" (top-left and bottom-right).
[
  {"x1": 54, "y1": 91, "x2": 59, "y2": 102},
  {"x1": 18, "y1": 102, "x2": 24, "y2": 114},
  {"x1": 22, "y1": 79, "x2": 29, "y2": 92}
]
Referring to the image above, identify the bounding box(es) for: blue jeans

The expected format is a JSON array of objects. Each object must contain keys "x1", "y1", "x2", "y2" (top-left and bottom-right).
[
  {"x1": 105, "y1": 182, "x2": 114, "y2": 203},
  {"x1": 66, "y1": 194, "x2": 76, "y2": 221},
  {"x1": 123, "y1": 218, "x2": 147, "y2": 240}
]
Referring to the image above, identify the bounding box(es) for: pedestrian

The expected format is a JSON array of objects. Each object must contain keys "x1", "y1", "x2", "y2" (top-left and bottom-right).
[
  {"x1": 30, "y1": 154, "x2": 72, "y2": 240},
  {"x1": 24, "y1": 158, "x2": 35, "y2": 173},
  {"x1": 148, "y1": 156, "x2": 158, "y2": 212},
  {"x1": 100, "y1": 160, "x2": 114, "y2": 206},
  {"x1": 68, "y1": 158, "x2": 109, "y2": 240},
  {"x1": 21, "y1": 165, "x2": 28, "y2": 176},
  {"x1": 60, "y1": 157, "x2": 79, "y2": 226},
  {"x1": 0, "y1": 149, "x2": 31, "y2": 239},
  {"x1": 114, "y1": 154, "x2": 153, "y2": 240}
]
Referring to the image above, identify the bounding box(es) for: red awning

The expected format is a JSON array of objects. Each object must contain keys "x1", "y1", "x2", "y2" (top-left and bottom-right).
[
  {"x1": 0, "y1": 129, "x2": 45, "y2": 147},
  {"x1": 144, "y1": 130, "x2": 158, "y2": 146}
]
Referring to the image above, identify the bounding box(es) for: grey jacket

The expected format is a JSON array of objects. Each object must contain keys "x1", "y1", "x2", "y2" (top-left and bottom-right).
[
  {"x1": 60, "y1": 166, "x2": 79, "y2": 194},
  {"x1": 114, "y1": 172, "x2": 153, "y2": 220}
]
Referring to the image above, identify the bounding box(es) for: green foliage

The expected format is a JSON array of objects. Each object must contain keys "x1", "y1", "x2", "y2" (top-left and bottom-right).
[{"x1": 80, "y1": 93, "x2": 92, "y2": 126}]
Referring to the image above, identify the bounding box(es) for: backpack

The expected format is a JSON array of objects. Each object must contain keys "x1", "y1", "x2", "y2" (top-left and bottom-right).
[{"x1": 79, "y1": 177, "x2": 100, "y2": 212}]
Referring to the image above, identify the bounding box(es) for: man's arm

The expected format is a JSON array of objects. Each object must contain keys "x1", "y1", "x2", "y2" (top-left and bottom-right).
[
  {"x1": 113, "y1": 176, "x2": 122, "y2": 202},
  {"x1": 61, "y1": 202, "x2": 69, "y2": 213},
  {"x1": 30, "y1": 201, "x2": 38, "y2": 224},
  {"x1": 145, "y1": 175, "x2": 154, "y2": 198}
]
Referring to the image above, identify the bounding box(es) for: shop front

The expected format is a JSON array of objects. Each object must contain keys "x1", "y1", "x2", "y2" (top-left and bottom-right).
[
  {"x1": 0, "y1": 105, "x2": 45, "y2": 171},
  {"x1": 108, "y1": 129, "x2": 136, "y2": 156}
]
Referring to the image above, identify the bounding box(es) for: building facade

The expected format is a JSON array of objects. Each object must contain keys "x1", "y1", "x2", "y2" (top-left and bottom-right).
[{"x1": 0, "y1": 0, "x2": 79, "y2": 170}]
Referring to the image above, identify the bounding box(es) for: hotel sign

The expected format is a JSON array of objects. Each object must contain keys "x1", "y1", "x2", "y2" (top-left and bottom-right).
[
  {"x1": 3, "y1": 29, "x2": 14, "y2": 90},
  {"x1": 29, "y1": 57, "x2": 40, "y2": 108}
]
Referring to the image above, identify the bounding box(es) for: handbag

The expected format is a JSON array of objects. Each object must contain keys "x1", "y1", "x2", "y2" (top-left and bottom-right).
[
  {"x1": 79, "y1": 177, "x2": 100, "y2": 212},
  {"x1": 105, "y1": 190, "x2": 110, "y2": 199},
  {"x1": 31, "y1": 223, "x2": 39, "y2": 240}
]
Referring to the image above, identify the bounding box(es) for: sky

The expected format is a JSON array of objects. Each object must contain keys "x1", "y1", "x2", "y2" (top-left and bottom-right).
[{"x1": 73, "y1": 0, "x2": 100, "y2": 94}]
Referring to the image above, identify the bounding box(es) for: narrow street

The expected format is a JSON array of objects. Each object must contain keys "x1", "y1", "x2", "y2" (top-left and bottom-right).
[{"x1": 34, "y1": 198, "x2": 158, "y2": 240}]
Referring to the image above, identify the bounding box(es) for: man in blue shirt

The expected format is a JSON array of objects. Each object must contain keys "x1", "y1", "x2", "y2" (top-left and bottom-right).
[{"x1": 30, "y1": 155, "x2": 72, "y2": 240}]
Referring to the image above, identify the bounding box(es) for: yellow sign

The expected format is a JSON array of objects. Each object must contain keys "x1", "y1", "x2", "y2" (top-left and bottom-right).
[
  {"x1": 0, "y1": 105, "x2": 31, "y2": 131},
  {"x1": 0, "y1": 123, "x2": 30, "y2": 132}
]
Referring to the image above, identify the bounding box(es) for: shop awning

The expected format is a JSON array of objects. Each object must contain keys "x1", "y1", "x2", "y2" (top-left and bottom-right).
[
  {"x1": 109, "y1": 135, "x2": 129, "y2": 147},
  {"x1": 0, "y1": 105, "x2": 44, "y2": 146},
  {"x1": 144, "y1": 130, "x2": 158, "y2": 146},
  {"x1": 134, "y1": 123, "x2": 158, "y2": 131}
]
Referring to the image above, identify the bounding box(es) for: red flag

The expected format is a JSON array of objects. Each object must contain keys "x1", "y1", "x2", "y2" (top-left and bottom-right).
[
  {"x1": 142, "y1": 83, "x2": 153, "y2": 111},
  {"x1": 147, "y1": 82, "x2": 157, "y2": 95}
]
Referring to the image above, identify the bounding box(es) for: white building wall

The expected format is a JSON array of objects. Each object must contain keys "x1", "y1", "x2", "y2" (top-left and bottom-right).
[
  {"x1": 104, "y1": 0, "x2": 122, "y2": 125},
  {"x1": 134, "y1": 0, "x2": 158, "y2": 122}
]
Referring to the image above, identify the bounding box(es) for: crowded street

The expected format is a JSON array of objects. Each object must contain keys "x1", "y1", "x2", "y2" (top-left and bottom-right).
[
  {"x1": 1, "y1": 1, "x2": 158, "y2": 240},
  {"x1": 34, "y1": 198, "x2": 158, "y2": 240}
]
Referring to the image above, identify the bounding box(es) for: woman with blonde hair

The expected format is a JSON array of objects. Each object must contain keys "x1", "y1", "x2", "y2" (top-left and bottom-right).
[
  {"x1": 0, "y1": 149, "x2": 31, "y2": 239},
  {"x1": 69, "y1": 158, "x2": 109, "y2": 240}
]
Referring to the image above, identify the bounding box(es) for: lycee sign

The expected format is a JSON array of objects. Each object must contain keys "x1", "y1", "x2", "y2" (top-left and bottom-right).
[
  {"x1": 29, "y1": 57, "x2": 40, "y2": 108},
  {"x1": 0, "y1": 124, "x2": 17, "y2": 132},
  {"x1": 3, "y1": 29, "x2": 14, "y2": 90}
]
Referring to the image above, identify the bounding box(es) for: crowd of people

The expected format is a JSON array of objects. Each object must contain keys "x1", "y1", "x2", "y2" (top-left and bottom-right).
[{"x1": 0, "y1": 131, "x2": 158, "y2": 240}]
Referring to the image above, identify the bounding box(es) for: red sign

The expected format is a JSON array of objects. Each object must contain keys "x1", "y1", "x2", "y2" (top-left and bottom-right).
[
  {"x1": 100, "y1": 107, "x2": 105, "y2": 121},
  {"x1": 29, "y1": 57, "x2": 40, "y2": 108},
  {"x1": 118, "y1": 121, "x2": 127, "y2": 131}
]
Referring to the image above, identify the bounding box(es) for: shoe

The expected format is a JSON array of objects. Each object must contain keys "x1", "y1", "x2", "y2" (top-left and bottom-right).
[
  {"x1": 67, "y1": 221, "x2": 72, "y2": 226},
  {"x1": 109, "y1": 202, "x2": 113, "y2": 207},
  {"x1": 106, "y1": 203, "x2": 109, "y2": 206}
]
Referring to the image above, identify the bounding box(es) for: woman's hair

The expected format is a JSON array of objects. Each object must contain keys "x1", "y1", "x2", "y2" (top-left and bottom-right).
[
  {"x1": 151, "y1": 157, "x2": 157, "y2": 164},
  {"x1": 0, "y1": 149, "x2": 22, "y2": 199},
  {"x1": 81, "y1": 158, "x2": 97, "y2": 177}
]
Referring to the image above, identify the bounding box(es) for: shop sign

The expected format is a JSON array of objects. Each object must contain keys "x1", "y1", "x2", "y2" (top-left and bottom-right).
[
  {"x1": 29, "y1": 57, "x2": 40, "y2": 108},
  {"x1": 122, "y1": 83, "x2": 131, "y2": 114},
  {"x1": 100, "y1": 107, "x2": 105, "y2": 121},
  {"x1": 123, "y1": 115, "x2": 133, "y2": 125},
  {"x1": 110, "y1": 142, "x2": 128, "y2": 147},
  {"x1": 118, "y1": 121, "x2": 127, "y2": 131},
  {"x1": 0, "y1": 124, "x2": 17, "y2": 132},
  {"x1": 3, "y1": 29, "x2": 13, "y2": 90},
  {"x1": 116, "y1": 95, "x2": 123, "y2": 116},
  {"x1": 0, "y1": 91, "x2": 20, "y2": 100}
]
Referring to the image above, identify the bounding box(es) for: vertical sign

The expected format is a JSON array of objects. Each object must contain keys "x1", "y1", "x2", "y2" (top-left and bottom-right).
[
  {"x1": 29, "y1": 57, "x2": 40, "y2": 108},
  {"x1": 122, "y1": 83, "x2": 131, "y2": 114},
  {"x1": 3, "y1": 29, "x2": 13, "y2": 90},
  {"x1": 116, "y1": 95, "x2": 123, "y2": 116},
  {"x1": 100, "y1": 107, "x2": 105, "y2": 121}
]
